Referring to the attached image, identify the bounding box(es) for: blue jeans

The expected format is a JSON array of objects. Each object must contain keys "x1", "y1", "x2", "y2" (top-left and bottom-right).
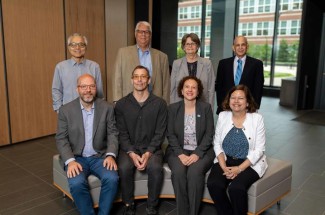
[{"x1": 67, "y1": 156, "x2": 119, "y2": 215}]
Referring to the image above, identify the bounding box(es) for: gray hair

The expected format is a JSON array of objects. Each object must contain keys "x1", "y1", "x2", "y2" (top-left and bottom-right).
[
  {"x1": 135, "y1": 21, "x2": 152, "y2": 33},
  {"x1": 67, "y1": 33, "x2": 88, "y2": 46}
]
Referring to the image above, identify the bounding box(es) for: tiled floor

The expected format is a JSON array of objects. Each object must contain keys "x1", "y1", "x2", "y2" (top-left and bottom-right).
[{"x1": 0, "y1": 97, "x2": 324, "y2": 215}]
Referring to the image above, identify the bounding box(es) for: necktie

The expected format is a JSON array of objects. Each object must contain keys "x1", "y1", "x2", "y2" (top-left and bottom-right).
[{"x1": 235, "y1": 59, "x2": 242, "y2": 86}]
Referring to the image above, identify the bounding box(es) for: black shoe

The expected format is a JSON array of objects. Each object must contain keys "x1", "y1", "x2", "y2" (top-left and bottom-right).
[
  {"x1": 146, "y1": 206, "x2": 158, "y2": 215},
  {"x1": 123, "y1": 203, "x2": 135, "y2": 215}
]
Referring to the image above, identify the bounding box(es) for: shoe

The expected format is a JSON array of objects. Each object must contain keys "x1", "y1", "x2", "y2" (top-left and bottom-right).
[
  {"x1": 146, "y1": 206, "x2": 158, "y2": 215},
  {"x1": 123, "y1": 203, "x2": 135, "y2": 215}
]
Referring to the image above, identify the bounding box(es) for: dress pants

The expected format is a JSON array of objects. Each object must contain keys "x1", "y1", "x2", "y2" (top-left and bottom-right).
[
  {"x1": 118, "y1": 150, "x2": 164, "y2": 207},
  {"x1": 207, "y1": 157, "x2": 259, "y2": 215},
  {"x1": 165, "y1": 148, "x2": 214, "y2": 215},
  {"x1": 67, "y1": 156, "x2": 119, "y2": 215}
]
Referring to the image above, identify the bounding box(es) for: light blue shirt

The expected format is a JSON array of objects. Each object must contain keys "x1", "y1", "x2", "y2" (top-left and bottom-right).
[
  {"x1": 52, "y1": 58, "x2": 104, "y2": 111},
  {"x1": 233, "y1": 55, "x2": 246, "y2": 82},
  {"x1": 137, "y1": 46, "x2": 152, "y2": 91},
  {"x1": 81, "y1": 103, "x2": 97, "y2": 157}
]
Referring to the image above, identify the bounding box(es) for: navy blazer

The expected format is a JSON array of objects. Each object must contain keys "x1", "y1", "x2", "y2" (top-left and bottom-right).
[
  {"x1": 215, "y1": 56, "x2": 264, "y2": 114},
  {"x1": 166, "y1": 100, "x2": 215, "y2": 158}
]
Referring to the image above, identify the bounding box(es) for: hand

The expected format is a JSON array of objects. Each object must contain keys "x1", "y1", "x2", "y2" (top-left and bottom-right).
[
  {"x1": 67, "y1": 160, "x2": 83, "y2": 178},
  {"x1": 222, "y1": 166, "x2": 240, "y2": 179},
  {"x1": 178, "y1": 154, "x2": 190, "y2": 166},
  {"x1": 186, "y1": 154, "x2": 199, "y2": 166},
  {"x1": 137, "y1": 152, "x2": 152, "y2": 171},
  {"x1": 103, "y1": 156, "x2": 118, "y2": 171},
  {"x1": 129, "y1": 152, "x2": 142, "y2": 169}
]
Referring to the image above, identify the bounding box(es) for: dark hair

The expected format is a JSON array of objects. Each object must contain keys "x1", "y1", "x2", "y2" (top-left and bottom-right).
[
  {"x1": 177, "y1": 76, "x2": 204, "y2": 99},
  {"x1": 131, "y1": 65, "x2": 150, "y2": 78},
  {"x1": 181, "y1": 33, "x2": 201, "y2": 52},
  {"x1": 222, "y1": 84, "x2": 258, "y2": 113}
]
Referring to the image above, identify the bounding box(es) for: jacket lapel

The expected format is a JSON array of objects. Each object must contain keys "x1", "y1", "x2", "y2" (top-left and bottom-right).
[
  {"x1": 180, "y1": 57, "x2": 189, "y2": 76},
  {"x1": 92, "y1": 99, "x2": 101, "y2": 139},
  {"x1": 195, "y1": 102, "x2": 202, "y2": 142},
  {"x1": 196, "y1": 57, "x2": 204, "y2": 78},
  {"x1": 150, "y1": 48, "x2": 157, "y2": 85}
]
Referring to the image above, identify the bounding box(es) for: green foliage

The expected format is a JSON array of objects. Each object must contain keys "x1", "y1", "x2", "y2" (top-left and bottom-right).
[
  {"x1": 277, "y1": 40, "x2": 289, "y2": 62},
  {"x1": 247, "y1": 43, "x2": 271, "y2": 66},
  {"x1": 177, "y1": 42, "x2": 186, "y2": 58}
]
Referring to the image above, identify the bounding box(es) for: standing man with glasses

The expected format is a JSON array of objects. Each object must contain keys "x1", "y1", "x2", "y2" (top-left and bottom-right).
[
  {"x1": 56, "y1": 74, "x2": 119, "y2": 215},
  {"x1": 113, "y1": 21, "x2": 170, "y2": 104},
  {"x1": 215, "y1": 35, "x2": 264, "y2": 115},
  {"x1": 115, "y1": 65, "x2": 167, "y2": 215},
  {"x1": 52, "y1": 33, "x2": 104, "y2": 112}
]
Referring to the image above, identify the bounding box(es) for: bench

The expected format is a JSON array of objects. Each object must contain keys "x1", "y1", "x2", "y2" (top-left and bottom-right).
[{"x1": 53, "y1": 154, "x2": 292, "y2": 215}]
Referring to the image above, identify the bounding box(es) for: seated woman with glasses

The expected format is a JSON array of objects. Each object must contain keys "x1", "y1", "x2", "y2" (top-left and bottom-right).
[
  {"x1": 165, "y1": 76, "x2": 215, "y2": 215},
  {"x1": 207, "y1": 84, "x2": 268, "y2": 215},
  {"x1": 170, "y1": 33, "x2": 215, "y2": 111}
]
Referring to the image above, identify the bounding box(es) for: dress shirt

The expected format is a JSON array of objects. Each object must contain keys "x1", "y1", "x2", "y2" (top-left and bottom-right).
[
  {"x1": 137, "y1": 46, "x2": 153, "y2": 91},
  {"x1": 52, "y1": 58, "x2": 104, "y2": 111}
]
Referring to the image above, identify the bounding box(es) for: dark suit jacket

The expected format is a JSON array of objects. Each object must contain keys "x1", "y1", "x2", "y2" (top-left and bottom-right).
[
  {"x1": 215, "y1": 55, "x2": 264, "y2": 114},
  {"x1": 166, "y1": 100, "x2": 215, "y2": 158},
  {"x1": 56, "y1": 98, "x2": 119, "y2": 163}
]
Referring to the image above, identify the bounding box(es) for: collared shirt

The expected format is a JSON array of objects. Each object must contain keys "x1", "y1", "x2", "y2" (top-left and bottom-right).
[
  {"x1": 233, "y1": 55, "x2": 247, "y2": 81},
  {"x1": 81, "y1": 102, "x2": 97, "y2": 157},
  {"x1": 137, "y1": 45, "x2": 153, "y2": 91},
  {"x1": 52, "y1": 58, "x2": 104, "y2": 111}
]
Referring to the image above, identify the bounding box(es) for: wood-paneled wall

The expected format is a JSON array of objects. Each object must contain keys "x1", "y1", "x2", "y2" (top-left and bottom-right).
[
  {"x1": 65, "y1": 0, "x2": 106, "y2": 95},
  {"x1": 2, "y1": 0, "x2": 64, "y2": 143},
  {"x1": 0, "y1": 14, "x2": 10, "y2": 146},
  {"x1": 0, "y1": 0, "x2": 133, "y2": 145}
]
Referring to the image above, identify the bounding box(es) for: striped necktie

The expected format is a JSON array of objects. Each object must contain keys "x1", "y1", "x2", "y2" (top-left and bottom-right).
[{"x1": 235, "y1": 59, "x2": 242, "y2": 85}]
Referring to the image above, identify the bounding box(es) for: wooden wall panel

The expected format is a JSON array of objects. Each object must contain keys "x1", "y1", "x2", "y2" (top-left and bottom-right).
[
  {"x1": 65, "y1": 0, "x2": 106, "y2": 98},
  {"x1": 105, "y1": 0, "x2": 135, "y2": 102},
  {"x1": 0, "y1": 13, "x2": 10, "y2": 146},
  {"x1": 2, "y1": 0, "x2": 65, "y2": 143}
]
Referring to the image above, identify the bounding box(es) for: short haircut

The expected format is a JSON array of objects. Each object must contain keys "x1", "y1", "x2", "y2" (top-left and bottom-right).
[
  {"x1": 181, "y1": 33, "x2": 201, "y2": 51},
  {"x1": 67, "y1": 33, "x2": 88, "y2": 46},
  {"x1": 77, "y1": 74, "x2": 96, "y2": 85},
  {"x1": 135, "y1": 21, "x2": 152, "y2": 33},
  {"x1": 222, "y1": 84, "x2": 258, "y2": 113},
  {"x1": 177, "y1": 76, "x2": 204, "y2": 99},
  {"x1": 233, "y1": 35, "x2": 248, "y2": 45},
  {"x1": 131, "y1": 65, "x2": 150, "y2": 78}
]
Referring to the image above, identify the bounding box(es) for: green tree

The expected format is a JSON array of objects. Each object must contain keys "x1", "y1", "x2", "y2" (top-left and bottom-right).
[
  {"x1": 277, "y1": 40, "x2": 289, "y2": 62},
  {"x1": 177, "y1": 42, "x2": 185, "y2": 58}
]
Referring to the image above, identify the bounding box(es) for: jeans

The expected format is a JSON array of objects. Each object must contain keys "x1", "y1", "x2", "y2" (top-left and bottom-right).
[{"x1": 67, "y1": 156, "x2": 119, "y2": 215}]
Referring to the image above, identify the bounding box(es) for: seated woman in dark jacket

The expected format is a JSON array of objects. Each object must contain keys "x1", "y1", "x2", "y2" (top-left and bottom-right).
[{"x1": 165, "y1": 76, "x2": 215, "y2": 215}]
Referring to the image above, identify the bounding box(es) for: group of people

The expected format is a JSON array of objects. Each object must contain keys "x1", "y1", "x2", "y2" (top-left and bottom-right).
[{"x1": 52, "y1": 21, "x2": 268, "y2": 215}]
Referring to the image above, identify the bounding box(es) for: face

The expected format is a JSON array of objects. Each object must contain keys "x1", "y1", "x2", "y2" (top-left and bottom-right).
[
  {"x1": 68, "y1": 36, "x2": 86, "y2": 59},
  {"x1": 229, "y1": 90, "x2": 247, "y2": 113},
  {"x1": 131, "y1": 68, "x2": 150, "y2": 92},
  {"x1": 232, "y1": 36, "x2": 248, "y2": 58},
  {"x1": 135, "y1": 23, "x2": 151, "y2": 49},
  {"x1": 77, "y1": 75, "x2": 96, "y2": 104},
  {"x1": 181, "y1": 79, "x2": 199, "y2": 101},
  {"x1": 184, "y1": 37, "x2": 198, "y2": 55}
]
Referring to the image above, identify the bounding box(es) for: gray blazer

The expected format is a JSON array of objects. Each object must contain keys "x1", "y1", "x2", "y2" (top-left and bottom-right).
[
  {"x1": 56, "y1": 98, "x2": 119, "y2": 163},
  {"x1": 166, "y1": 100, "x2": 215, "y2": 158},
  {"x1": 170, "y1": 56, "x2": 215, "y2": 110}
]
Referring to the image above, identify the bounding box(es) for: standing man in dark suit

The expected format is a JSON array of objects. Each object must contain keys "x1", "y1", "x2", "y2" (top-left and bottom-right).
[
  {"x1": 56, "y1": 74, "x2": 119, "y2": 215},
  {"x1": 115, "y1": 65, "x2": 167, "y2": 215},
  {"x1": 215, "y1": 36, "x2": 264, "y2": 114}
]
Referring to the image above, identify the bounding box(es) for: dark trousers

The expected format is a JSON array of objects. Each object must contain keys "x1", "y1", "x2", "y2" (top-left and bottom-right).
[
  {"x1": 207, "y1": 157, "x2": 259, "y2": 215},
  {"x1": 118, "y1": 150, "x2": 163, "y2": 207},
  {"x1": 165, "y1": 148, "x2": 214, "y2": 215}
]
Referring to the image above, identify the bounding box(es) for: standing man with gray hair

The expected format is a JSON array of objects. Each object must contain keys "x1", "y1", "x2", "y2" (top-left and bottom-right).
[
  {"x1": 113, "y1": 21, "x2": 170, "y2": 104},
  {"x1": 52, "y1": 33, "x2": 104, "y2": 112}
]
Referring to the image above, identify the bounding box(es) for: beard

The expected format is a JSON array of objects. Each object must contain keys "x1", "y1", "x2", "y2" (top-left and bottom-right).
[{"x1": 80, "y1": 93, "x2": 95, "y2": 104}]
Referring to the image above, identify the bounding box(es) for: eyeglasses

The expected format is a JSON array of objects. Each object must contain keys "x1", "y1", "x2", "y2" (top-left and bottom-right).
[
  {"x1": 69, "y1": 42, "x2": 87, "y2": 49},
  {"x1": 185, "y1": 42, "x2": 197, "y2": 47},
  {"x1": 78, "y1": 84, "x2": 96, "y2": 90},
  {"x1": 132, "y1": 75, "x2": 149, "y2": 80},
  {"x1": 136, "y1": 30, "x2": 151, "y2": 36}
]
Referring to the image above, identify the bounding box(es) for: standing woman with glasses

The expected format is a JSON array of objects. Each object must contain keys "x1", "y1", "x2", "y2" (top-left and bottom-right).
[{"x1": 170, "y1": 33, "x2": 215, "y2": 111}]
